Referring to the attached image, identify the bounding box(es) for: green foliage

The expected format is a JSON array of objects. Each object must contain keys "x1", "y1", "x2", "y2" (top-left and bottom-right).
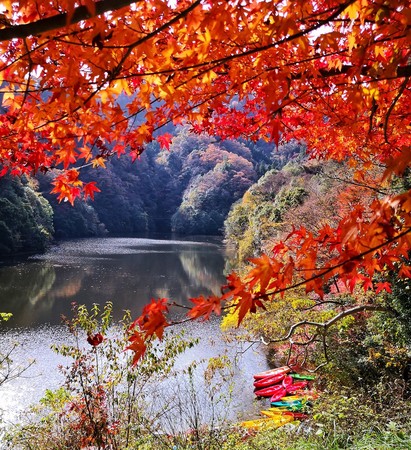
[
  {"x1": 219, "y1": 423, "x2": 411, "y2": 450},
  {"x1": 0, "y1": 175, "x2": 54, "y2": 255},
  {"x1": 0, "y1": 312, "x2": 12, "y2": 322},
  {"x1": 385, "y1": 274, "x2": 411, "y2": 347},
  {"x1": 49, "y1": 199, "x2": 107, "y2": 238},
  {"x1": 224, "y1": 160, "x2": 310, "y2": 262}
]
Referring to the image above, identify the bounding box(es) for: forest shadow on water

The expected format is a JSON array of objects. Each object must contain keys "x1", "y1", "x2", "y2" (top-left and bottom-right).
[{"x1": 0, "y1": 236, "x2": 228, "y2": 327}]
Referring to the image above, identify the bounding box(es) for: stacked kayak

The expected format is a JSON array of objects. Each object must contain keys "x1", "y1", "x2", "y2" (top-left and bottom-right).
[
  {"x1": 239, "y1": 414, "x2": 294, "y2": 430},
  {"x1": 240, "y1": 366, "x2": 317, "y2": 430},
  {"x1": 254, "y1": 368, "x2": 312, "y2": 402}
]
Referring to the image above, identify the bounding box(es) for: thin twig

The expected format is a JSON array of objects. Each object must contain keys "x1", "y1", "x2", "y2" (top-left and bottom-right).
[{"x1": 384, "y1": 77, "x2": 409, "y2": 143}]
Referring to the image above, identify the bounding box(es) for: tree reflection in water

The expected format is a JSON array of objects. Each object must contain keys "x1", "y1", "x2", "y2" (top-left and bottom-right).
[
  {"x1": 0, "y1": 237, "x2": 227, "y2": 328},
  {"x1": 0, "y1": 237, "x2": 269, "y2": 424}
]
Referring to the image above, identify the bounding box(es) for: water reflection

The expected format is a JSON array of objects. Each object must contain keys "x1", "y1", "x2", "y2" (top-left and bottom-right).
[
  {"x1": 0, "y1": 237, "x2": 270, "y2": 425},
  {"x1": 0, "y1": 237, "x2": 227, "y2": 327}
]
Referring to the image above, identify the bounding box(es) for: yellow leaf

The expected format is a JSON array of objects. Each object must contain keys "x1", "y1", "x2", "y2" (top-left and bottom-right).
[
  {"x1": 369, "y1": 88, "x2": 379, "y2": 100},
  {"x1": 346, "y1": 3, "x2": 360, "y2": 20},
  {"x1": 374, "y1": 45, "x2": 384, "y2": 58},
  {"x1": 92, "y1": 157, "x2": 106, "y2": 168},
  {"x1": 111, "y1": 79, "x2": 131, "y2": 96},
  {"x1": 198, "y1": 27, "x2": 212, "y2": 46},
  {"x1": 348, "y1": 34, "x2": 356, "y2": 52},
  {"x1": 158, "y1": 83, "x2": 175, "y2": 99},
  {"x1": 201, "y1": 70, "x2": 218, "y2": 84},
  {"x1": 100, "y1": 90, "x2": 111, "y2": 104},
  {"x1": 2, "y1": 91, "x2": 14, "y2": 106}
]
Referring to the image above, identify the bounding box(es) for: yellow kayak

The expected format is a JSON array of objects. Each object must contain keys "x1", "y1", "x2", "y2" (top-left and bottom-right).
[
  {"x1": 261, "y1": 409, "x2": 309, "y2": 420},
  {"x1": 261, "y1": 409, "x2": 293, "y2": 417},
  {"x1": 239, "y1": 415, "x2": 294, "y2": 429},
  {"x1": 280, "y1": 395, "x2": 304, "y2": 402}
]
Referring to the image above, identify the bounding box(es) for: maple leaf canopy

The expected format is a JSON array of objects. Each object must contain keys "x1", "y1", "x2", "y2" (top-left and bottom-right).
[{"x1": 1, "y1": 0, "x2": 411, "y2": 361}]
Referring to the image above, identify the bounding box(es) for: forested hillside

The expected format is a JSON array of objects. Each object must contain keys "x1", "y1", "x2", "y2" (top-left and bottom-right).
[
  {"x1": 224, "y1": 158, "x2": 379, "y2": 264},
  {"x1": 0, "y1": 128, "x2": 302, "y2": 255},
  {"x1": 0, "y1": 176, "x2": 54, "y2": 255}
]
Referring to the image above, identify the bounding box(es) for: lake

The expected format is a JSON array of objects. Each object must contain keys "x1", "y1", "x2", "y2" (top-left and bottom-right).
[{"x1": 0, "y1": 236, "x2": 268, "y2": 427}]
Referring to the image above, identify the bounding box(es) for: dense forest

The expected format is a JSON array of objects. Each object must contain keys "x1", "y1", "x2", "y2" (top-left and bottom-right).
[
  {"x1": 0, "y1": 126, "x2": 304, "y2": 256},
  {"x1": 0, "y1": 176, "x2": 54, "y2": 255}
]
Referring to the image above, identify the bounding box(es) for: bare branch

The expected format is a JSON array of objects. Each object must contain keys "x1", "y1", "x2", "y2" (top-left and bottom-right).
[
  {"x1": 268, "y1": 320, "x2": 325, "y2": 344},
  {"x1": 301, "y1": 300, "x2": 344, "y2": 311},
  {"x1": 324, "y1": 304, "x2": 390, "y2": 328},
  {"x1": 320, "y1": 171, "x2": 389, "y2": 195},
  {"x1": 261, "y1": 304, "x2": 394, "y2": 371},
  {"x1": 264, "y1": 304, "x2": 393, "y2": 346}
]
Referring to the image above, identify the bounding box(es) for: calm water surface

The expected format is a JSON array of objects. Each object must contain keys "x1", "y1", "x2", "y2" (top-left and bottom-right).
[{"x1": 0, "y1": 237, "x2": 268, "y2": 426}]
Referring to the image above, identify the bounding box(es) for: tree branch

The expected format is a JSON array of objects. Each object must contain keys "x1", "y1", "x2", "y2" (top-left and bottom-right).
[
  {"x1": 255, "y1": 226, "x2": 411, "y2": 301},
  {"x1": 384, "y1": 76, "x2": 410, "y2": 143},
  {"x1": 264, "y1": 304, "x2": 393, "y2": 346},
  {"x1": 292, "y1": 64, "x2": 411, "y2": 81},
  {"x1": 0, "y1": 0, "x2": 137, "y2": 41}
]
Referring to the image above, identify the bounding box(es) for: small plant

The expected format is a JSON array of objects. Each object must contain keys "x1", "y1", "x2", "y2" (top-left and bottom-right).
[{"x1": 0, "y1": 313, "x2": 34, "y2": 387}]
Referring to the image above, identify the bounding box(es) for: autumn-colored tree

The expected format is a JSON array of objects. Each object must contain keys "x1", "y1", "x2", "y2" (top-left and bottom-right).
[{"x1": 1, "y1": 0, "x2": 411, "y2": 362}]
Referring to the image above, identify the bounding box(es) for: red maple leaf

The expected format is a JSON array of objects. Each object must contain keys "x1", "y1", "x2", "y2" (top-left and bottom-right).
[
  {"x1": 157, "y1": 133, "x2": 173, "y2": 151},
  {"x1": 125, "y1": 332, "x2": 147, "y2": 366},
  {"x1": 188, "y1": 295, "x2": 222, "y2": 320},
  {"x1": 375, "y1": 282, "x2": 392, "y2": 294},
  {"x1": 83, "y1": 182, "x2": 101, "y2": 200},
  {"x1": 136, "y1": 298, "x2": 169, "y2": 339}
]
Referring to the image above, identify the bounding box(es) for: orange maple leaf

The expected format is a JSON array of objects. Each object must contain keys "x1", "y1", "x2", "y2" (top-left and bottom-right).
[
  {"x1": 234, "y1": 290, "x2": 266, "y2": 326},
  {"x1": 382, "y1": 146, "x2": 411, "y2": 182},
  {"x1": 188, "y1": 295, "x2": 222, "y2": 320},
  {"x1": 247, "y1": 254, "x2": 279, "y2": 292},
  {"x1": 50, "y1": 172, "x2": 82, "y2": 205},
  {"x1": 92, "y1": 156, "x2": 106, "y2": 168}
]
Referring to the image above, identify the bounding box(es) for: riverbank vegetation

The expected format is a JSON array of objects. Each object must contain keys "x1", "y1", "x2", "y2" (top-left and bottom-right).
[
  {"x1": 3, "y1": 302, "x2": 411, "y2": 449},
  {"x1": 0, "y1": 0, "x2": 411, "y2": 448}
]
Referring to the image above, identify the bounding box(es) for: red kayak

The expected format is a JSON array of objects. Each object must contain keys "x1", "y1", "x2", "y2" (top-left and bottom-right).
[
  {"x1": 270, "y1": 387, "x2": 288, "y2": 402},
  {"x1": 282, "y1": 375, "x2": 294, "y2": 389},
  {"x1": 253, "y1": 372, "x2": 286, "y2": 389},
  {"x1": 253, "y1": 365, "x2": 291, "y2": 380},
  {"x1": 286, "y1": 381, "x2": 308, "y2": 393},
  {"x1": 254, "y1": 384, "x2": 286, "y2": 399}
]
